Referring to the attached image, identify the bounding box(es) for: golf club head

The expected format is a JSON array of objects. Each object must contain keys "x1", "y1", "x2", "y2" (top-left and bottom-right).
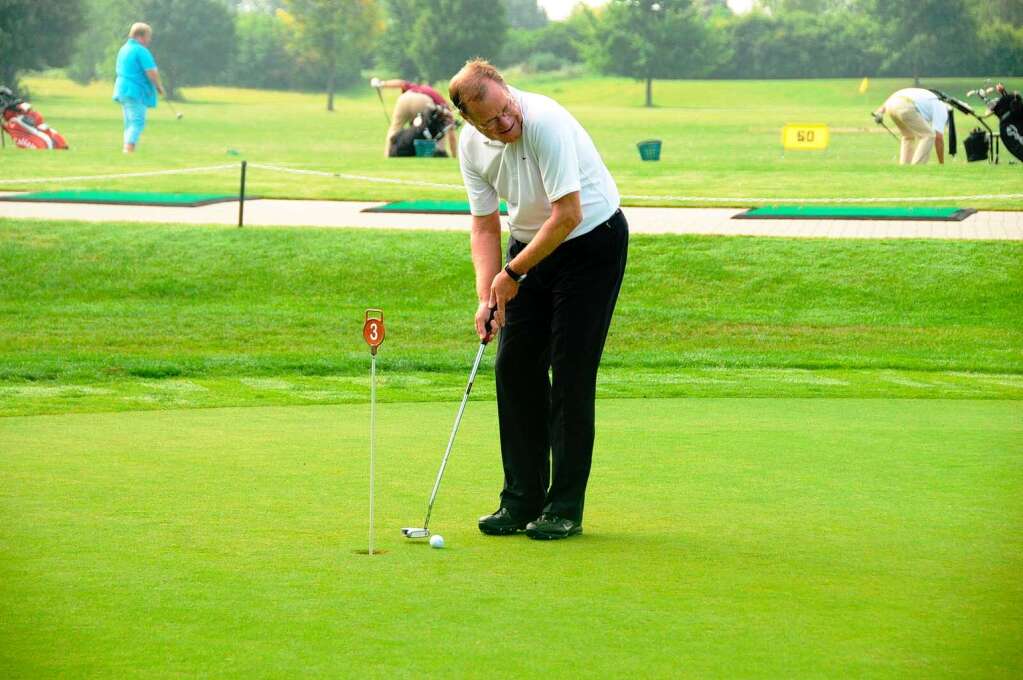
[{"x1": 401, "y1": 527, "x2": 430, "y2": 539}]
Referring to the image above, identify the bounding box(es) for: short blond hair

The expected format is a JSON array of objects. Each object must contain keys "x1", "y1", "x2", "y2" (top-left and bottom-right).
[
  {"x1": 448, "y1": 59, "x2": 507, "y2": 116},
  {"x1": 129, "y1": 22, "x2": 152, "y2": 39}
]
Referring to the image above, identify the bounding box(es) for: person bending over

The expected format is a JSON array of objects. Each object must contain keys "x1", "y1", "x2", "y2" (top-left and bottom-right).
[
  {"x1": 449, "y1": 59, "x2": 628, "y2": 541},
  {"x1": 371, "y1": 77, "x2": 458, "y2": 158},
  {"x1": 873, "y1": 88, "x2": 949, "y2": 165}
]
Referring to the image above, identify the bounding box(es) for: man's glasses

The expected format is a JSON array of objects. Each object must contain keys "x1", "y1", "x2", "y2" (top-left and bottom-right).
[{"x1": 473, "y1": 103, "x2": 514, "y2": 131}]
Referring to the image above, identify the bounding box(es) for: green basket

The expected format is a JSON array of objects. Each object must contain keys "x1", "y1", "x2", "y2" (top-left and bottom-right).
[
  {"x1": 637, "y1": 139, "x2": 662, "y2": 161},
  {"x1": 413, "y1": 139, "x2": 437, "y2": 157}
]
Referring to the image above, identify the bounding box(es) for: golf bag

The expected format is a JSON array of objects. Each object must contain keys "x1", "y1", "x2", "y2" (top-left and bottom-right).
[
  {"x1": 963, "y1": 128, "x2": 991, "y2": 162},
  {"x1": 389, "y1": 106, "x2": 452, "y2": 157},
  {"x1": 991, "y1": 89, "x2": 1023, "y2": 163},
  {"x1": 0, "y1": 86, "x2": 69, "y2": 150}
]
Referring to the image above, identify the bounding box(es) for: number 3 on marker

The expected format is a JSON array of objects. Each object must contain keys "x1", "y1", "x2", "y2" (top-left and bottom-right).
[{"x1": 363, "y1": 309, "x2": 385, "y2": 353}]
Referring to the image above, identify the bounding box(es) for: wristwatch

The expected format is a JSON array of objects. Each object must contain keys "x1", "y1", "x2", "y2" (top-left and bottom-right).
[{"x1": 504, "y1": 263, "x2": 527, "y2": 283}]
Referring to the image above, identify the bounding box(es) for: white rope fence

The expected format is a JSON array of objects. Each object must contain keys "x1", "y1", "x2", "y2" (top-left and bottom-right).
[
  {"x1": 247, "y1": 162, "x2": 466, "y2": 191},
  {"x1": 2, "y1": 162, "x2": 1021, "y2": 204}
]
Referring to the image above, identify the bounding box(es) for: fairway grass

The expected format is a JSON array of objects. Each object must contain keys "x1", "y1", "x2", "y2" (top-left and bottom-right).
[
  {"x1": 2, "y1": 75, "x2": 1022, "y2": 209},
  {"x1": 2, "y1": 398, "x2": 1020, "y2": 677},
  {"x1": 1, "y1": 220, "x2": 1021, "y2": 416}
]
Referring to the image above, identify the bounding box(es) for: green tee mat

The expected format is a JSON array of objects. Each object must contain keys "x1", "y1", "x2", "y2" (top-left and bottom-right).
[
  {"x1": 734, "y1": 205, "x2": 977, "y2": 221},
  {"x1": 0, "y1": 190, "x2": 244, "y2": 207},
  {"x1": 363, "y1": 199, "x2": 507, "y2": 215}
]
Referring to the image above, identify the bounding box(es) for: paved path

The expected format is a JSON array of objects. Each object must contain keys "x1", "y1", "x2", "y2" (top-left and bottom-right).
[{"x1": 2, "y1": 193, "x2": 1021, "y2": 240}]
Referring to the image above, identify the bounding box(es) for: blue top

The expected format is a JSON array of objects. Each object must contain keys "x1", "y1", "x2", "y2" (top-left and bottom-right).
[{"x1": 113, "y1": 39, "x2": 158, "y2": 107}]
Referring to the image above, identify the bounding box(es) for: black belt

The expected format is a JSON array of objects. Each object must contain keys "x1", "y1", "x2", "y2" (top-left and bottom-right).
[{"x1": 594, "y1": 208, "x2": 624, "y2": 231}]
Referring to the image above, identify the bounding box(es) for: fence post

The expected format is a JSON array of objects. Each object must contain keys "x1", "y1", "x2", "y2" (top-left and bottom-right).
[{"x1": 238, "y1": 160, "x2": 247, "y2": 228}]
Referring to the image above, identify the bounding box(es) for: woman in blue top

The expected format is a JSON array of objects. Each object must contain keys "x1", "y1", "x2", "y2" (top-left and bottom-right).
[{"x1": 113, "y1": 23, "x2": 165, "y2": 153}]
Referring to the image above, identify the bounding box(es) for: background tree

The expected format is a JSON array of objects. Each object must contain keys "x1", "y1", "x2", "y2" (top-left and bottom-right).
[
  {"x1": 693, "y1": 0, "x2": 732, "y2": 19},
  {"x1": 760, "y1": 0, "x2": 859, "y2": 12},
  {"x1": 870, "y1": 0, "x2": 979, "y2": 84},
  {"x1": 0, "y1": 0, "x2": 85, "y2": 90},
  {"x1": 585, "y1": 0, "x2": 725, "y2": 107},
  {"x1": 280, "y1": 0, "x2": 380, "y2": 111},
  {"x1": 712, "y1": 7, "x2": 882, "y2": 78},
  {"x1": 227, "y1": 9, "x2": 297, "y2": 89},
  {"x1": 500, "y1": 9, "x2": 590, "y2": 71},
  {"x1": 136, "y1": 0, "x2": 236, "y2": 98},
  {"x1": 504, "y1": 0, "x2": 548, "y2": 29},
  {"x1": 68, "y1": 0, "x2": 131, "y2": 85},
  {"x1": 378, "y1": 0, "x2": 425, "y2": 81},
  {"x1": 406, "y1": 0, "x2": 507, "y2": 84},
  {"x1": 971, "y1": 0, "x2": 1023, "y2": 27}
]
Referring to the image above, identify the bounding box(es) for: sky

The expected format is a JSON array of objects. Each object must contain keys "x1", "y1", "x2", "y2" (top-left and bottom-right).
[{"x1": 538, "y1": 0, "x2": 755, "y2": 21}]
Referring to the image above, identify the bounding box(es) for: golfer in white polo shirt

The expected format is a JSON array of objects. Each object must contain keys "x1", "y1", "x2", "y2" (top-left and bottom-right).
[
  {"x1": 874, "y1": 88, "x2": 950, "y2": 165},
  {"x1": 448, "y1": 59, "x2": 628, "y2": 541}
]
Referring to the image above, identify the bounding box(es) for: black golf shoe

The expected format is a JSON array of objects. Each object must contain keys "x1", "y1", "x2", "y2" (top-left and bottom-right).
[
  {"x1": 525, "y1": 514, "x2": 582, "y2": 540},
  {"x1": 478, "y1": 508, "x2": 531, "y2": 536}
]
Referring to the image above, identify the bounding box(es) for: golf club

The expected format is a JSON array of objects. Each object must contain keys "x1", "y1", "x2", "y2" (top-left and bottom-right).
[
  {"x1": 166, "y1": 99, "x2": 183, "y2": 120},
  {"x1": 375, "y1": 88, "x2": 390, "y2": 124},
  {"x1": 402, "y1": 307, "x2": 497, "y2": 540},
  {"x1": 871, "y1": 112, "x2": 899, "y2": 141}
]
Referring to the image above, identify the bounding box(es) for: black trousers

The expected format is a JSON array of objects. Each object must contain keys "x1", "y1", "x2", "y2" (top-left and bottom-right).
[{"x1": 495, "y1": 209, "x2": 629, "y2": 523}]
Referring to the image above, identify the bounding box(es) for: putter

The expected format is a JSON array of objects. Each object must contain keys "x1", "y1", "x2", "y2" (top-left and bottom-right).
[{"x1": 402, "y1": 307, "x2": 497, "y2": 540}]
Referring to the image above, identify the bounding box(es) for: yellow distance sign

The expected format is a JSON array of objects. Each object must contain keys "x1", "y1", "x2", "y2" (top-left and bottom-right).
[{"x1": 782, "y1": 123, "x2": 830, "y2": 151}]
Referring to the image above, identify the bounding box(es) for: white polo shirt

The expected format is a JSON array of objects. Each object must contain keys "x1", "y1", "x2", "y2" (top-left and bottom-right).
[
  {"x1": 458, "y1": 87, "x2": 619, "y2": 243},
  {"x1": 887, "y1": 88, "x2": 949, "y2": 133}
]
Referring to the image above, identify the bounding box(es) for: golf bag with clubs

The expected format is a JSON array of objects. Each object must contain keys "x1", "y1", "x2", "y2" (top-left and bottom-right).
[
  {"x1": 0, "y1": 86, "x2": 69, "y2": 150},
  {"x1": 962, "y1": 82, "x2": 1023, "y2": 164},
  {"x1": 388, "y1": 105, "x2": 453, "y2": 157},
  {"x1": 991, "y1": 87, "x2": 1023, "y2": 164}
]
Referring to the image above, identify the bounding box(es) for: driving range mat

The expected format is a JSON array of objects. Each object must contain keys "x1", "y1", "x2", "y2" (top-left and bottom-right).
[
  {"x1": 734, "y1": 206, "x2": 977, "y2": 221},
  {"x1": 0, "y1": 190, "x2": 244, "y2": 207},
  {"x1": 364, "y1": 199, "x2": 507, "y2": 215}
]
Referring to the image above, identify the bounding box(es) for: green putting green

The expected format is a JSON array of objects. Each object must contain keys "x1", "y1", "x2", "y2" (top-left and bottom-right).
[
  {"x1": 735, "y1": 205, "x2": 977, "y2": 221},
  {"x1": 364, "y1": 199, "x2": 507, "y2": 215},
  {"x1": 1, "y1": 398, "x2": 1020, "y2": 676},
  {"x1": 0, "y1": 190, "x2": 242, "y2": 207}
]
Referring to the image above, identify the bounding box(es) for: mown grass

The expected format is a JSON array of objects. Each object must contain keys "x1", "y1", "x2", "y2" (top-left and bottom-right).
[
  {"x1": 2, "y1": 398, "x2": 1020, "y2": 677},
  {"x1": 1, "y1": 219, "x2": 1020, "y2": 414},
  {"x1": 2, "y1": 75, "x2": 1021, "y2": 208}
]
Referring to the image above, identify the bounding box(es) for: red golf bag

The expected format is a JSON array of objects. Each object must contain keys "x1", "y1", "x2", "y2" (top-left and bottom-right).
[{"x1": 0, "y1": 86, "x2": 69, "y2": 150}]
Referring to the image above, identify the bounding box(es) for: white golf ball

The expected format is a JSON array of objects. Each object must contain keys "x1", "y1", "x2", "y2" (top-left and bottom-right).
[{"x1": 429, "y1": 535, "x2": 445, "y2": 549}]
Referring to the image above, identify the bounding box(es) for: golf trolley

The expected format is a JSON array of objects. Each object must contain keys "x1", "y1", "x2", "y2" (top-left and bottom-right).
[
  {"x1": 0, "y1": 85, "x2": 69, "y2": 150},
  {"x1": 964, "y1": 82, "x2": 1023, "y2": 165}
]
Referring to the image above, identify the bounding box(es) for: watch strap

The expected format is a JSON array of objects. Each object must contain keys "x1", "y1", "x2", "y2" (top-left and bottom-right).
[{"x1": 504, "y1": 264, "x2": 526, "y2": 282}]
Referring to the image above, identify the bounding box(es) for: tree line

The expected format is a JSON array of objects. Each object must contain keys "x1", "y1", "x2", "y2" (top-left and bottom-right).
[{"x1": 2, "y1": 0, "x2": 1020, "y2": 108}]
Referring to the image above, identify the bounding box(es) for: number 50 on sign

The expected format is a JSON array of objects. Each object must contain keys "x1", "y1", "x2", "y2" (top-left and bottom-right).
[{"x1": 782, "y1": 123, "x2": 830, "y2": 151}]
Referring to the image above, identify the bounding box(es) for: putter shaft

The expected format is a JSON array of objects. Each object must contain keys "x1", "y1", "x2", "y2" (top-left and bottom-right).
[{"x1": 419, "y1": 339, "x2": 488, "y2": 532}]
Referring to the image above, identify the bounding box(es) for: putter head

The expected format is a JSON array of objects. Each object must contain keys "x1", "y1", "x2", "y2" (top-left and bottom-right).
[{"x1": 401, "y1": 527, "x2": 430, "y2": 539}]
